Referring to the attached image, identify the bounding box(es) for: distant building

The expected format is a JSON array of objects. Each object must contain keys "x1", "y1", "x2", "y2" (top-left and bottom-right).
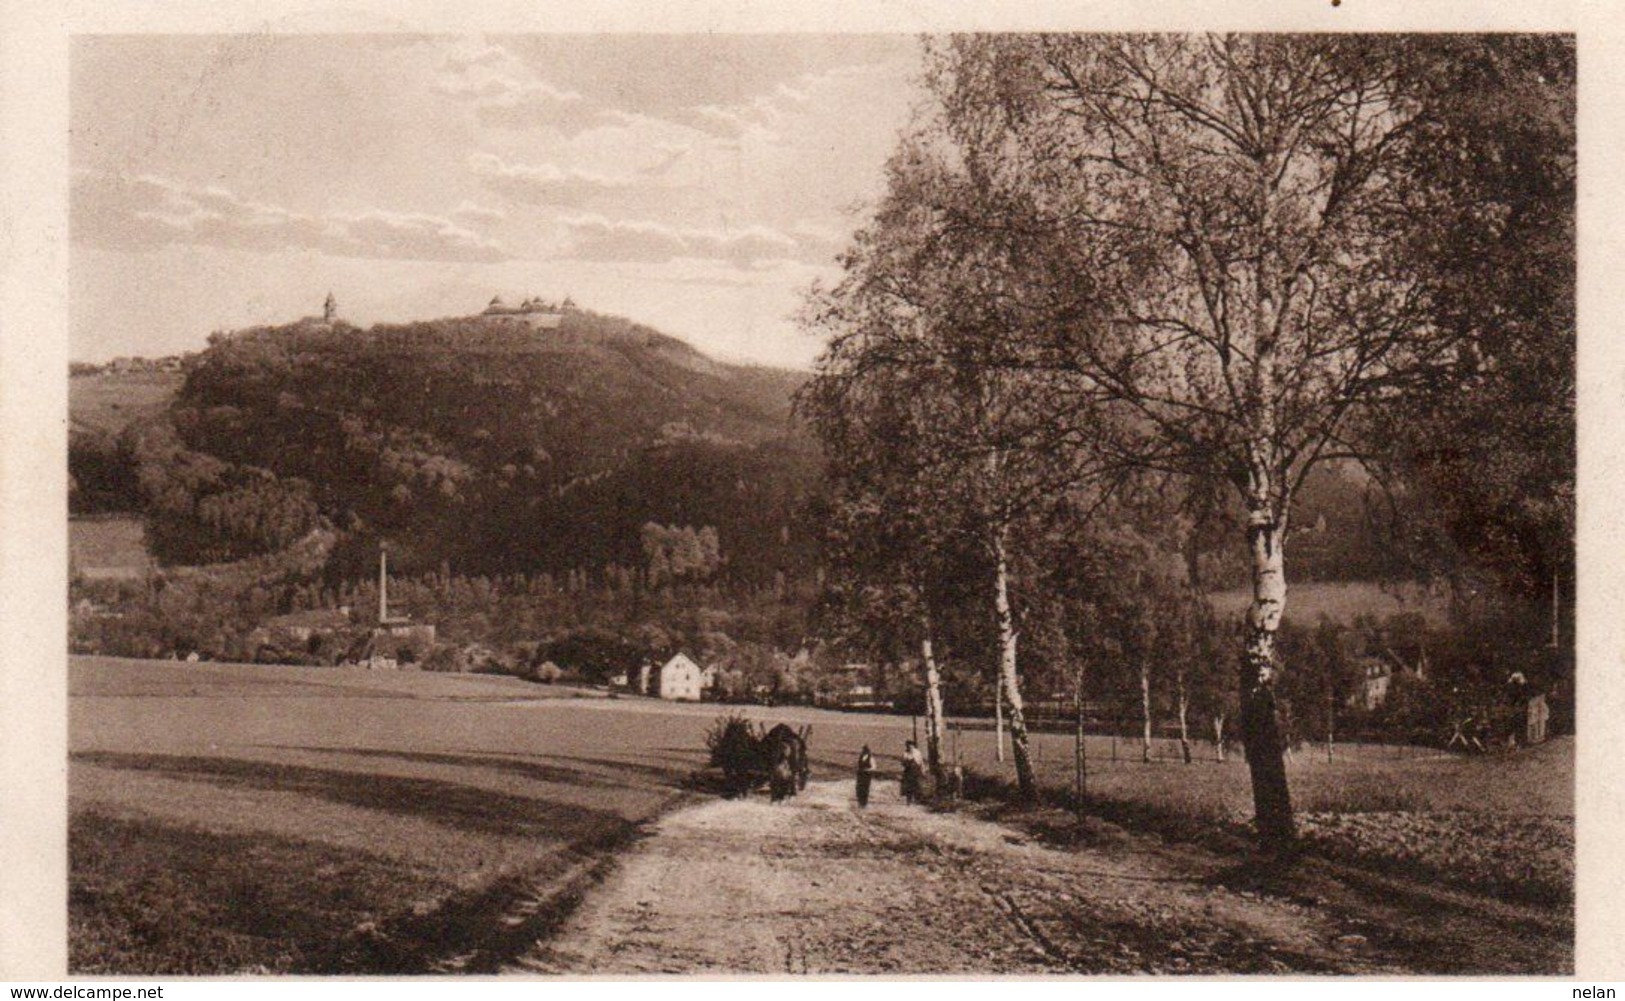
[
  {"x1": 323, "y1": 292, "x2": 338, "y2": 324},
  {"x1": 246, "y1": 607, "x2": 352, "y2": 656},
  {"x1": 817, "y1": 662, "x2": 887, "y2": 710},
  {"x1": 1526, "y1": 693, "x2": 1551, "y2": 745},
  {"x1": 656, "y1": 652, "x2": 707, "y2": 701},
  {"x1": 480, "y1": 295, "x2": 564, "y2": 330},
  {"x1": 1352, "y1": 657, "x2": 1392, "y2": 711}
]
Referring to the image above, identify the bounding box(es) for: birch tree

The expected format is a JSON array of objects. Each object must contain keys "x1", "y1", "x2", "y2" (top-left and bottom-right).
[
  {"x1": 921, "y1": 34, "x2": 1482, "y2": 847},
  {"x1": 803, "y1": 137, "x2": 1118, "y2": 802},
  {"x1": 800, "y1": 358, "x2": 958, "y2": 781}
]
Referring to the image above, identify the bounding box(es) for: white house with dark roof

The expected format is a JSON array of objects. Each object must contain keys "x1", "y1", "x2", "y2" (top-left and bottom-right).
[{"x1": 656, "y1": 652, "x2": 707, "y2": 701}]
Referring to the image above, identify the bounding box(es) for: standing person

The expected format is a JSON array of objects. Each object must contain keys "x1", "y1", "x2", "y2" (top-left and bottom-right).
[
  {"x1": 901, "y1": 739, "x2": 925, "y2": 805},
  {"x1": 855, "y1": 745, "x2": 875, "y2": 808}
]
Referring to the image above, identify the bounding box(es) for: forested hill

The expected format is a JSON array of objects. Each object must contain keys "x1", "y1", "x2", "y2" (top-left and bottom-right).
[{"x1": 85, "y1": 309, "x2": 822, "y2": 584}]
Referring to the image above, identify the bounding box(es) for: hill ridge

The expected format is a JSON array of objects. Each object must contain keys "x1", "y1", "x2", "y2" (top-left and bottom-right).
[{"x1": 73, "y1": 307, "x2": 821, "y2": 584}]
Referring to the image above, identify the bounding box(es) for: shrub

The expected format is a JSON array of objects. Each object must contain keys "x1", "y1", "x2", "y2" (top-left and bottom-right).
[{"x1": 532, "y1": 661, "x2": 564, "y2": 684}]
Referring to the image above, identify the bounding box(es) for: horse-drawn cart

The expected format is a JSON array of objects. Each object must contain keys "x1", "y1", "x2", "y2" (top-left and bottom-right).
[{"x1": 705, "y1": 715, "x2": 811, "y2": 801}]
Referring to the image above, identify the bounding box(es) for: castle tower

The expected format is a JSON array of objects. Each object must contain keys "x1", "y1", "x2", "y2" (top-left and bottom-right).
[{"x1": 323, "y1": 292, "x2": 338, "y2": 324}]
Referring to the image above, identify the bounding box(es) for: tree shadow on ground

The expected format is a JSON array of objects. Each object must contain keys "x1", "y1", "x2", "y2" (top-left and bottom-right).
[
  {"x1": 258, "y1": 745, "x2": 666, "y2": 793},
  {"x1": 69, "y1": 807, "x2": 642, "y2": 976},
  {"x1": 71, "y1": 751, "x2": 627, "y2": 840},
  {"x1": 70, "y1": 809, "x2": 445, "y2": 975},
  {"x1": 542, "y1": 751, "x2": 701, "y2": 783}
]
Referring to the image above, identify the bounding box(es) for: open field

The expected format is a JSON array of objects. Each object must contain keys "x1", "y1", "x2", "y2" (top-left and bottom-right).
[
  {"x1": 69, "y1": 517, "x2": 154, "y2": 581},
  {"x1": 70, "y1": 655, "x2": 1572, "y2": 973},
  {"x1": 68, "y1": 656, "x2": 925, "y2": 974},
  {"x1": 69, "y1": 371, "x2": 182, "y2": 437},
  {"x1": 1209, "y1": 580, "x2": 1452, "y2": 627}
]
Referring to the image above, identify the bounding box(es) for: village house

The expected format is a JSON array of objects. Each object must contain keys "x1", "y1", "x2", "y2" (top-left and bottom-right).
[
  {"x1": 816, "y1": 662, "x2": 887, "y2": 710},
  {"x1": 656, "y1": 652, "x2": 708, "y2": 701}
]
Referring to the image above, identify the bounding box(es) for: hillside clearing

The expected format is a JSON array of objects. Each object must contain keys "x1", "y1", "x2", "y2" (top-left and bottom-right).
[
  {"x1": 70, "y1": 517, "x2": 154, "y2": 580},
  {"x1": 69, "y1": 371, "x2": 182, "y2": 438}
]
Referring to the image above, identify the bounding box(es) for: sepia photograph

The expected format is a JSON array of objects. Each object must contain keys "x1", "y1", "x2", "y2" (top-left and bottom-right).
[{"x1": 38, "y1": 21, "x2": 1587, "y2": 979}]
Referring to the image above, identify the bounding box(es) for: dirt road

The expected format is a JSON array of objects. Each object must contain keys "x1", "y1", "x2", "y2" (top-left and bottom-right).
[{"x1": 515, "y1": 779, "x2": 1418, "y2": 975}]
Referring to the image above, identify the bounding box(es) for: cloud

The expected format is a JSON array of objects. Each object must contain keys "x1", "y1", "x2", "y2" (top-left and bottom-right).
[
  {"x1": 72, "y1": 171, "x2": 508, "y2": 263},
  {"x1": 689, "y1": 78, "x2": 815, "y2": 138},
  {"x1": 342, "y1": 209, "x2": 506, "y2": 262},
  {"x1": 437, "y1": 39, "x2": 892, "y2": 147},
  {"x1": 560, "y1": 214, "x2": 836, "y2": 269},
  {"x1": 638, "y1": 145, "x2": 690, "y2": 177},
  {"x1": 434, "y1": 39, "x2": 627, "y2": 135},
  {"x1": 784, "y1": 222, "x2": 846, "y2": 267},
  {"x1": 477, "y1": 102, "x2": 633, "y2": 135},
  {"x1": 451, "y1": 200, "x2": 507, "y2": 224},
  {"x1": 645, "y1": 66, "x2": 870, "y2": 142},
  {"x1": 468, "y1": 152, "x2": 645, "y2": 208},
  {"x1": 434, "y1": 41, "x2": 580, "y2": 105}
]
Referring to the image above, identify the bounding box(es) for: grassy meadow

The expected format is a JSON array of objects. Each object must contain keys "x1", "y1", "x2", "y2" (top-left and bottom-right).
[
  {"x1": 946, "y1": 726, "x2": 1572, "y2": 821},
  {"x1": 1208, "y1": 580, "x2": 1453, "y2": 628}
]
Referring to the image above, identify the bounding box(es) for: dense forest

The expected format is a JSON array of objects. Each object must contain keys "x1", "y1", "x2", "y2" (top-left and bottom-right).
[{"x1": 71, "y1": 309, "x2": 821, "y2": 582}]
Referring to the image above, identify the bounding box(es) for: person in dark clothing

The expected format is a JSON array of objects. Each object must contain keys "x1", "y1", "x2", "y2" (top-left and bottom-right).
[
  {"x1": 900, "y1": 739, "x2": 925, "y2": 805},
  {"x1": 855, "y1": 745, "x2": 875, "y2": 807}
]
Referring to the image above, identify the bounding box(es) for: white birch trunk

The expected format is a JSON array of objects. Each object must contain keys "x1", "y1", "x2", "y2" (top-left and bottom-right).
[
  {"x1": 1241, "y1": 479, "x2": 1295, "y2": 846},
  {"x1": 992, "y1": 528, "x2": 1036, "y2": 801},
  {"x1": 921, "y1": 627, "x2": 946, "y2": 781}
]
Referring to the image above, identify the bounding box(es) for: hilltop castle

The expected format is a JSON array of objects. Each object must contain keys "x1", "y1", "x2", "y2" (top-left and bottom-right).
[{"x1": 480, "y1": 294, "x2": 575, "y2": 330}]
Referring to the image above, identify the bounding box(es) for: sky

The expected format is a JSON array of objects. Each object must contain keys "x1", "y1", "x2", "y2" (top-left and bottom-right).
[{"x1": 69, "y1": 34, "x2": 925, "y2": 368}]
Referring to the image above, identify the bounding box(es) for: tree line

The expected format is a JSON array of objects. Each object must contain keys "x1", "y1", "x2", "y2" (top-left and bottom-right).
[{"x1": 799, "y1": 34, "x2": 1573, "y2": 849}]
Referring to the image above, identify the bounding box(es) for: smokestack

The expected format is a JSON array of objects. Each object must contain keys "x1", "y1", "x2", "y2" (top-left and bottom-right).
[{"x1": 378, "y1": 544, "x2": 388, "y2": 624}]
